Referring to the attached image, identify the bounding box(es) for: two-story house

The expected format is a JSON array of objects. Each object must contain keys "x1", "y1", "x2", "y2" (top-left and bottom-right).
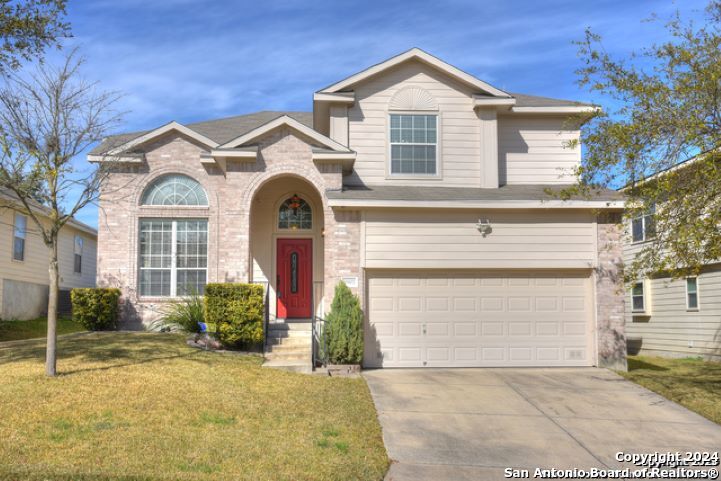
[
  {"x1": 624, "y1": 158, "x2": 721, "y2": 360},
  {"x1": 91, "y1": 48, "x2": 625, "y2": 370},
  {"x1": 0, "y1": 188, "x2": 98, "y2": 320}
]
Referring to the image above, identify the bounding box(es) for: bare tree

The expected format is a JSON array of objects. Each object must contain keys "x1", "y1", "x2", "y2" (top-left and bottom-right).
[{"x1": 0, "y1": 50, "x2": 122, "y2": 376}]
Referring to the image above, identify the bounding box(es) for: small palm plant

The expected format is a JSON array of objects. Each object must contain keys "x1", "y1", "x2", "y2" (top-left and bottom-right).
[{"x1": 154, "y1": 291, "x2": 205, "y2": 333}]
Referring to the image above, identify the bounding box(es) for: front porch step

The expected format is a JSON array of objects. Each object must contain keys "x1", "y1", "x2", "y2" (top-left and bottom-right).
[
  {"x1": 262, "y1": 359, "x2": 312, "y2": 374},
  {"x1": 265, "y1": 348, "x2": 310, "y2": 360},
  {"x1": 268, "y1": 321, "x2": 312, "y2": 332},
  {"x1": 266, "y1": 336, "x2": 312, "y2": 347}
]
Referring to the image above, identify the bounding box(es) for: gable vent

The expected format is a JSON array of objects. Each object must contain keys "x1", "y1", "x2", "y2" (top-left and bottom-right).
[{"x1": 389, "y1": 87, "x2": 438, "y2": 111}]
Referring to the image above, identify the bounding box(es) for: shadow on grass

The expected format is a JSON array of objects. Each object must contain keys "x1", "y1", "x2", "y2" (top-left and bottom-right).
[
  {"x1": 0, "y1": 332, "x2": 215, "y2": 376},
  {"x1": 627, "y1": 357, "x2": 670, "y2": 372}
]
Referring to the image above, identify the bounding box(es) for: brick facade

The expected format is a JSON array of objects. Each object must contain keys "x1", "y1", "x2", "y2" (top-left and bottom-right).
[
  {"x1": 97, "y1": 127, "x2": 360, "y2": 327},
  {"x1": 595, "y1": 212, "x2": 627, "y2": 370}
]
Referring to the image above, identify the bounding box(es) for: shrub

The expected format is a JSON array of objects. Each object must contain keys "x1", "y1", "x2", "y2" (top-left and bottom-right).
[
  {"x1": 156, "y1": 292, "x2": 204, "y2": 333},
  {"x1": 204, "y1": 283, "x2": 264, "y2": 347},
  {"x1": 323, "y1": 281, "x2": 363, "y2": 364},
  {"x1": 70, "y1": 288, "x2": 121, "y2": 331}
]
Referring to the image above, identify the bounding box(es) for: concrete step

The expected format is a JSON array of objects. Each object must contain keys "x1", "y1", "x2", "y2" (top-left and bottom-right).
[
  {"x1": 265, "y1": 342, "x2": 311, "y2": 353},
  {"x1": 268, "y1": 321, "x2": 312, "y2": 332},
  {"x1": 266, "y1": 336, "x2": 313, "y2": 347},
  {"x1": 262, "y1": 359, "x2": 313, "y2": 374},
  {"x1": 265, "y1": 350, "x2": 311, "y2": 361}
]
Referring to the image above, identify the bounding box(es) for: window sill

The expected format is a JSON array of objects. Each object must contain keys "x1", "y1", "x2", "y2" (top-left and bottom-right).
[
  {"x1": 686, "y1": 308, "x2": 700, "y2": 312},
  {"x1": 386, "y1": 174, "x2": 443, "y2": 181}
]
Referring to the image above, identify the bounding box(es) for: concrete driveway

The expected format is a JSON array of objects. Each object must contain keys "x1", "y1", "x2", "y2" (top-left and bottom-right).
[{"x1": 364, "y1": 368, "x2": 721, "y2": 481}]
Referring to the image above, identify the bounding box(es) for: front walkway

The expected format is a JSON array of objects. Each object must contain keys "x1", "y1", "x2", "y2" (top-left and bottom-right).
[{"x1": 364, "y1": 368, "x2": 721, "y2": 481}]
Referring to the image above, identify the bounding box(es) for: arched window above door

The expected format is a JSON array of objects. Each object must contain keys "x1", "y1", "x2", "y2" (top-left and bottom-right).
[{"x1": 278, "y1": 194, "x2": 312, "y2": 230}]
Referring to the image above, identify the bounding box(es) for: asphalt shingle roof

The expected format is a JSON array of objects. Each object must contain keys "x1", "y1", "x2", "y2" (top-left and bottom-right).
[
  {"x1": 326, "y1": 184, "x2": 622, "y2": 202},
  {"x1": 90, "y1": 111, "x2": 313, "y2": 155}
]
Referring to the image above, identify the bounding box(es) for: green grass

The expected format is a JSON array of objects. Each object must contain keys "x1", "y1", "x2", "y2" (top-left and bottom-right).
[
  {"x1": 620, "y1": 355, "x2": 721, "y2": 425},
  {"x1": 0, "y1": 332, "x2": 388, "y2": 481},
  {"x1": 0, "y1": 317, "x2": 86, "y2": 342}
]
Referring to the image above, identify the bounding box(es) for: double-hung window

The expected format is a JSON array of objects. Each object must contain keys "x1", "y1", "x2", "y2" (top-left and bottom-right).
[
  {"x1": 631, "y1": 206, "x2": 655, "y2": 242},
  {"x1": 74, "y1": 235, "x2": 83, "y2": 273},
  {"x1": 631, "y1": 281, "x2": 646, "y2": 313},
  {"x1": 390, "y1": 114, "x2": 437, "y2": 175},
  {"x1": 686, "y1": 277, "x2": 699, "y2": 310},
  {"x1": 139, "y1": 219, "x2": 208, "y2": 296},
  {"x1": 13, "y1": 214, "x2": 26, "y2": 261}
]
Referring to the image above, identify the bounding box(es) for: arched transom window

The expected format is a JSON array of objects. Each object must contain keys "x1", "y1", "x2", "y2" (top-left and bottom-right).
[
  {"x1": 278, "y1": 195, "x2": 312, "y2": 230},
  {"x1": 141, "y1": 174, "x2": 208, "y2": 206}
]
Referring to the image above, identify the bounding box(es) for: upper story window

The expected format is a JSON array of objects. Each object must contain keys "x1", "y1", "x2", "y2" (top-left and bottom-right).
[
  {"x1": 278, "y1": 195, "x2": 312, "y2": 230},
  {"x1": 13, "y1": 213, "x2": 26, "y2": 261},
  {"x1": 389, "y1": 114, "x2": 437, "y2": 175},
  {"x1": 141, "y1": 174, "x2": 208, "y2": 206},
  {"x1": 631, "y1": 206, "x2": 655, "y2": 243},
  {"x1": 74, "y1": 235, "x2": 83, "y2": 274}
]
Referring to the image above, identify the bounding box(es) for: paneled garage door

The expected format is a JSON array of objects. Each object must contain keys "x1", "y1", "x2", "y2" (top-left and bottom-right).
[{"x1": 364, "y1": 271, "x2": 595, "y2": 368}]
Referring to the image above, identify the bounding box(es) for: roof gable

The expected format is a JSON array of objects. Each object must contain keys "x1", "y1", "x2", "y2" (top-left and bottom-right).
[
  {"x1": 218, "y1": 115, "x2": 351, "y2": 152},
  {"x1": 318, "y1": 48, "x2": 510, "y2": 98},
  {"x1": 104, "y1": 121, "x2": 219, "y2": 156}
]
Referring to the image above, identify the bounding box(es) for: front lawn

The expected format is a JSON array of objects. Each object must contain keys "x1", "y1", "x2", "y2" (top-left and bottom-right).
[
  {"x1": 0, "y1": 333, "x2": 388, "y2": 481},
  {"x1": 0, "y1": 317, "x2": 85, "y2": 342},
  {"x1": 620, "y1": 355, "x2": 721, "y2": 425}
]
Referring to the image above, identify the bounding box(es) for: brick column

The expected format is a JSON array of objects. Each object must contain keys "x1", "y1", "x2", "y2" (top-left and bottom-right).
[{"x1": 595, "y1": 212, "x2": 627, "y2": 371}]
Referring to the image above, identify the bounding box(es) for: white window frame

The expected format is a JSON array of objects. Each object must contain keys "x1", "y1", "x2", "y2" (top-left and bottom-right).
[
  {"x1": 686, "y1": 277, "x2": 700, "y2": 311},
  {"x1": 12, "y1": 213, "x2": 27, "y2": 262},
  {"x1": 387, "y1": 112, "x2": 440, "y2": 179},
  {"x1": 631, "y1": 206, "x2": 655, "y2": 243},
  {"x1": 138, "y1": 218, "x2": 208, "y2": 298},
  {"x1": 631, "y1": 280, "x2": 648, "y2": 314},
  {"x1": 73, "y1": 235, "x2": 83, "y2": 274}
]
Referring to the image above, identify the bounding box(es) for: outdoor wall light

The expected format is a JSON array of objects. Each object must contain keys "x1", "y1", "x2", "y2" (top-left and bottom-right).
[{"x1": 476, "y1": 218, "x2": 492, "y2": 237}]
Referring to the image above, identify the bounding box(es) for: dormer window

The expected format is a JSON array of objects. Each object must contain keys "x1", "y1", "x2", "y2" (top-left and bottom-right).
[{"x1": 389, "y1": 114, "x2": 437, "y2": 175}]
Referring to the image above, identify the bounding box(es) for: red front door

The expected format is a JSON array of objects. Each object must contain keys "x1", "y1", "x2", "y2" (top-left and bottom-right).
[{"x1": 276, "y1": 238, "x2": 312, "y2": 318}]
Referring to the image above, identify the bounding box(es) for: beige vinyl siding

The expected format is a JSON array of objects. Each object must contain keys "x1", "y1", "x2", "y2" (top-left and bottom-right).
[
  {"x1": 363, "y1": 209, "x2": 596, "y2": 269},
  {"x1": 0, "y1": 207, "x2": 97, "y2": 289},
  {"x1": 625, "y1": 268, "x2": 721, "y2": 359},
  {"x1": 346, "y1": 60, "x2": 482, "y2": 187},
  {"x1": 498, "y1": 115, "x2": 580, "y2": 185}
]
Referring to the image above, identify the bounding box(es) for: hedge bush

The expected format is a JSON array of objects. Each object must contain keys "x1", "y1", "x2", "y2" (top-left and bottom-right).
[
  {"x1": 323, "y1": 281, "x2": 363, "y2": 364},
  {"x1": 204, "y1": 283, "x2": 264, "y2": 347},
  {"x1": 71, "y1": 288, "x2": 121, "y2": 331}
]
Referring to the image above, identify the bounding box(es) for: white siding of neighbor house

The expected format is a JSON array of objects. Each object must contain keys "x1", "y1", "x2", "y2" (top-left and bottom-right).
[
  {"x1": 0, "y1": 206, "x2": 97, "y2": 319},
  {"x1": 345, "y1": 60, "x2": 485, "y2": 187},
  {"x1": 624, "y1": 229, "x2": 721, "y2": 359},
  {"x1": 363, "y1": 209, "x2": 596, "y2": 269},
  {"x1": 0, "y1": 207, "x2": 97, "y2": 290},
  {"x1": 498, "y1": 115, "x2": 581, "y2": 185}
]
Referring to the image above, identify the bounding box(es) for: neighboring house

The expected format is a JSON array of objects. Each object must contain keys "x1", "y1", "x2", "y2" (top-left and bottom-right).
[
  {"x1": 623, "y1": 160, "x2": 721, "y2": 360},
  {"x1": 91, "y1": 48, "x2": 626, "y2": 369},
  {"x1": 0, "y1": 189, "x2": 98, "y2": 320}
]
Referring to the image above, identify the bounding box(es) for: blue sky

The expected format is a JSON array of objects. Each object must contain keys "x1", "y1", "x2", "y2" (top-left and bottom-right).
[{"x1": 58, "y1": 0, "x2": 708, "y2": 228}]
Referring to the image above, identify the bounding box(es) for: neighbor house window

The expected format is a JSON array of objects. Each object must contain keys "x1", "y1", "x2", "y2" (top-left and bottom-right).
[
  {"x1": 74, "y1": 235, "x2": 83, "y2": 273},
  {"x1": 138, "y1": 219, "x2": 208, "y2": 297},
  {"x1": 686, "y1": 277, "x2": 699, "y2": 310},
  {"x1": 13, "y1": 214, "x2": 26, "y2": 261},
  {"x1": 631, "y1": 281, "x2": 646, "y2": 312},
  {"x1": 278, "y1": 195, "x2": 312, "y2": 230},
  {"x1": 390, "y1": 114, "x2": 437, "y2": 175},
  {"x1": 631, "y1": 206, "x2": 655, "y2": 242}
]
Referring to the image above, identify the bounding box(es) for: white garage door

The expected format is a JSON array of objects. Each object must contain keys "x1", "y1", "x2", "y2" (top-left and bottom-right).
[{"x1": 365, "y1": 271, "x2": 595, "y2": 368}]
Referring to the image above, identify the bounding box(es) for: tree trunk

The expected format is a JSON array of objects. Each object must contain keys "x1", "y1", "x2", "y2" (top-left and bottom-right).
[{"x1": 46, "y1": 238, "x2": 59, "y2": 377}]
